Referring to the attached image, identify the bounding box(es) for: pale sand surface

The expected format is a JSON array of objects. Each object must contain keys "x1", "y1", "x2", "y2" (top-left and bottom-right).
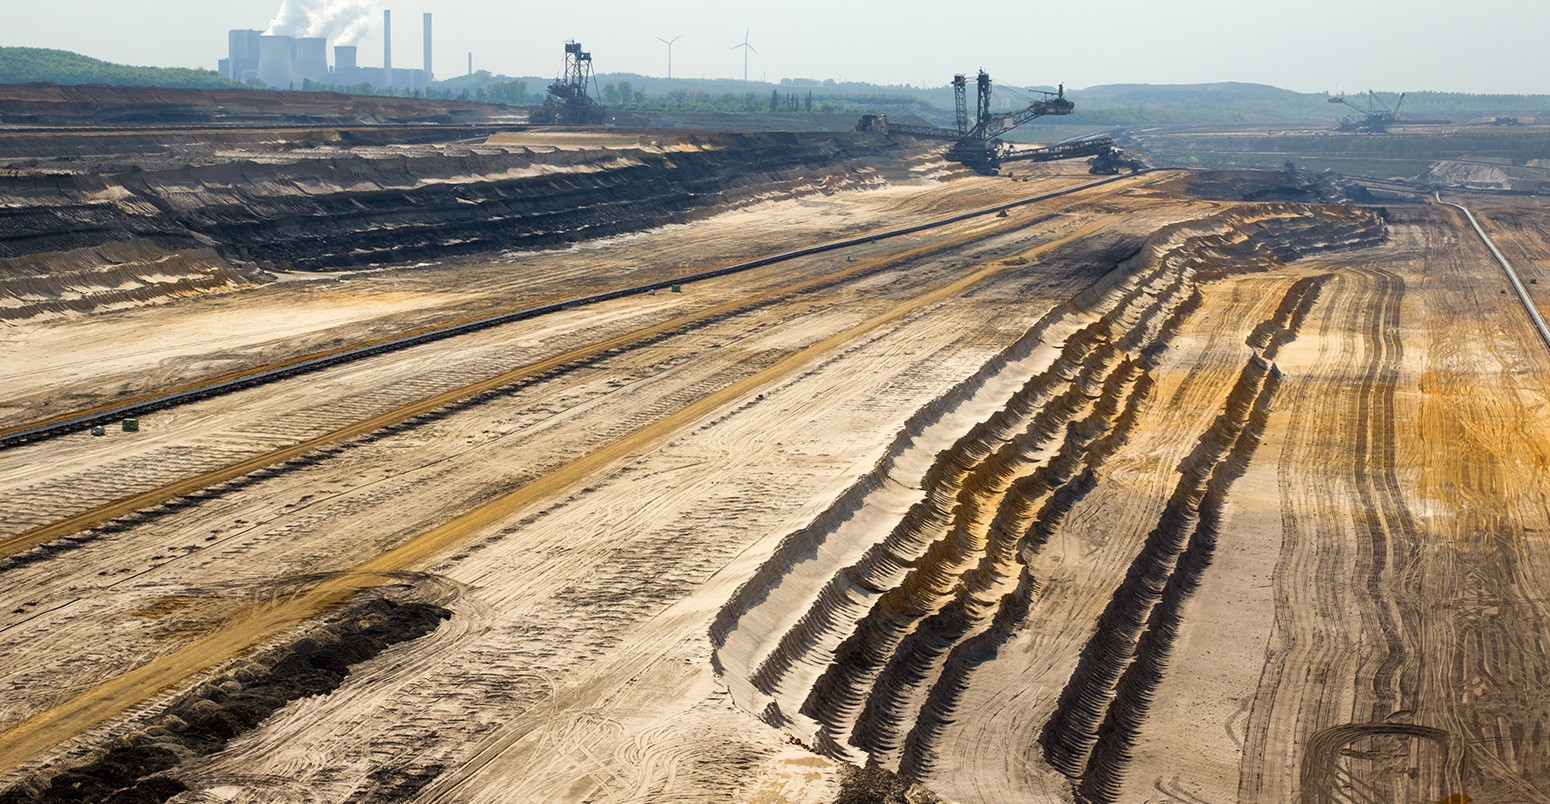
[{"x1": 1, "y1": 163, "x2": 1546, "y2": 804}]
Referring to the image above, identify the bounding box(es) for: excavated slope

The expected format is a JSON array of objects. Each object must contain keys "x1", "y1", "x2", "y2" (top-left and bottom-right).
[
  {"x1": 0, "y1": 84, "x2": 509, "y2": 127},
  {"x1": 0, "y1": 131, "x2": 910, "y2": 319},
  {"x1": 711, "y1": 202, "x2": 1386, "y2": 799}
]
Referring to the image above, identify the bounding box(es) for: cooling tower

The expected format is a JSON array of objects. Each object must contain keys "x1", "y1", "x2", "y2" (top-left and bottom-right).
[
  {"x1": 257, "y1": 34, "x2": 297, "y2": 89},
  {"x1": 335, "y1": 45, "x2": 358, "y2": 73},
  {"x1": 294, "y1": 37, "x2": 328, "y2": 83},
  {"x1": 423, "y1": 13, "x2": 433, "y2": 82}
]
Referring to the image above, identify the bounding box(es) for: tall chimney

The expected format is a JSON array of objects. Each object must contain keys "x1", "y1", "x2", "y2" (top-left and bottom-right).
[
  {"x1": 383, "y1": 9, "x2": 393, "y2": 88},
  {"x1": 468, "y1": 52, "x2": 473, "y2": 76},
  {"x1": 423, "y1": 13, "x2": 433, "y2": 83}
]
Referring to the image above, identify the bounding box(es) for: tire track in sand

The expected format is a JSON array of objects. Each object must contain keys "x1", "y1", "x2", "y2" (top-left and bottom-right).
[
  {"x1": 1236, "y1": 265, "x2": 1425, "y2": 803},
  {"x1": 0, "y1": 211, "x2": 1123, "y2": 779},
  {"x1": 1040, "y1": 276, "x2": 1325, "y2": 801},
  {"x1": 711, "y1": 204, "x2": 1386, "y2": 795}
]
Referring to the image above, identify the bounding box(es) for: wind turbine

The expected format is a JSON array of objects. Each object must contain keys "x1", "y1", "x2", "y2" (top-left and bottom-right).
[
  {"x1": 656, "y1": 34, "x2": 682, "y2": 79},
  {"x1": 731, "y1": 28, "x2": 757, "y2": 82}
]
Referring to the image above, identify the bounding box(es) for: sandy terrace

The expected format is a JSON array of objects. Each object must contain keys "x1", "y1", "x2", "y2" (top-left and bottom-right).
[
  {"x1": 0, "y1": 158, "x2": 1546, "y2": 804},
  {"x1": 0, "y1": 167, "x2": 1086, "y2": 427}
]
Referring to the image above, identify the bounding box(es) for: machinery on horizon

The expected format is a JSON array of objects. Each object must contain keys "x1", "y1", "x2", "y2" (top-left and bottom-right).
[
  {"x1": 530, "y1": 41, "x2": 606, "y2": 126},
  {"x1": 1329, "y1": 90, "x2": 1406, "y2": 133},
  {"x1": 857, "y1": 70, "x2": 1082, "y2": 173}
]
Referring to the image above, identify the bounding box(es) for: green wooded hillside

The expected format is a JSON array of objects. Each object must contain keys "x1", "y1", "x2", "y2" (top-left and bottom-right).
[{"x1": 0, "y1": 47, "x2": 236, "y2": 88}]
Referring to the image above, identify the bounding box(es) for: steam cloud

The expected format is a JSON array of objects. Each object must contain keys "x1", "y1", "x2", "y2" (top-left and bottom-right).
[{"x1": 266, "y1": 0, "x2": 379, "y2": 45}]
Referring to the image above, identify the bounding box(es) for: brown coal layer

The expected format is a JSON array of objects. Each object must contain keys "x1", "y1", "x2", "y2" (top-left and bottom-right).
[
  {"x1": 834, "y1": 763, "x2": 947, "y2": 804},
  {"x1": 0, "y1": 133, "x2": 900, "y2": 271},
  {"x1": 0, "y1": 596, "x2": 450, "y2": 804},
  {"x1": 0, "y1": 84, "x2": 509, "y2": 130}
]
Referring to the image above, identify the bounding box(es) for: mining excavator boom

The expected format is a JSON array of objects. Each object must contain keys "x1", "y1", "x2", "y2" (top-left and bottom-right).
[
  {"x1": 1000, "y1": 136, "x2": 1146, "y2": 175},
  {"x1": 1329, "y1": 90, "x2": 1406, "y2": 134},
  {"x1": 857, "y1": 70, "x2": 1074, "y2": 173},
  {"x1": 531, "y1": 41, "x2": 606, "y2": 126}
]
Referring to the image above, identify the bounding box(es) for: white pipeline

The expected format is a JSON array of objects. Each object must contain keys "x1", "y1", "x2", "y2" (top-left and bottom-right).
[{"x1": 1438, "y1": 192, "x2": 1550, "y2": 350}]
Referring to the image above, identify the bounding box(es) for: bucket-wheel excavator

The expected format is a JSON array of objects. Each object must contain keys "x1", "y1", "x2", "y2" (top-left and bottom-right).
[
  {"x1": 857, "y1": 70, "x2": 1140, "y2": 174},
  {"x1": 531, "y1": 41, "x2": 606, "y2": 125},
  {"x1": 1329, "y1": 90, "x2": 1406, "y2": 133}
]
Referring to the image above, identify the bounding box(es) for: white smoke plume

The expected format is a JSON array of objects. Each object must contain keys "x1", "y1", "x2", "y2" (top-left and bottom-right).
[{"x1": 265, "y1": 0, "x2": 379, "y2": 45}]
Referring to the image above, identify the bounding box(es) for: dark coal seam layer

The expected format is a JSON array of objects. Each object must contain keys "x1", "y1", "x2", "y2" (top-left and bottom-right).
[{"x1": 0, "y1": 595, "x2": 451, "y2": 804}]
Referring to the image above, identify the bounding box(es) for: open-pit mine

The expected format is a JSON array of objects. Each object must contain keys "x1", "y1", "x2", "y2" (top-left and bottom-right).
[{"x1": 0, "y1": 87, "x2": 1547, "y2": 804}]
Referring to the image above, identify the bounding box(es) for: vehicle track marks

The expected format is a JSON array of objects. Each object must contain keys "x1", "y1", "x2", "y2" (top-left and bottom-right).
[
  {"x1": 0, "y1": 209, "x2": 1124, "y2": 779},
  {"x1": 712, "y1": 204, "x2": 1385, "y2": 794},
  {"x1": 0, "y1": 207, "x2": 1056, "y2": 563}
]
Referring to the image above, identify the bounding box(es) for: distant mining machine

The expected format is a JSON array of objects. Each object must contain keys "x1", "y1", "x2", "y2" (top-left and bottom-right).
[
  {"x1": 856, "y1": 70, "x2": 1078, "y2": 173},
  {"x1": 531, "y1": 41, "x2": 605, "y2": 125},
  {"x1": 1329, "y1": 90, "x2": 1406, "y2": 133}
]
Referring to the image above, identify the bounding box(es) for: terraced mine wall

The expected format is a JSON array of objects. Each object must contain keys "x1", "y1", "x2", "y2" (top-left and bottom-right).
[
  {"x1": 0, "y1": 131, "x2": 906, "y2": 319},
  {"x1": 711, "y1": 202, "x2": 1388, "y2": 800},
  {"x1": 0, "y1": 127, "x2": 494, "y2": 162},
  {"x1": 0, "y1": 84, "x2": 510, "y2": 127}
]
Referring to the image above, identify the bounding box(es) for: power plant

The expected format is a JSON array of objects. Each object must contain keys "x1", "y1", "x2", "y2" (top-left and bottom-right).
[
  {"x1": 220, "y1": 30, "x2": 261, "y2": 84},
  {"x1": 222, "y1": 9, "x2": 432, "y2": 90}
]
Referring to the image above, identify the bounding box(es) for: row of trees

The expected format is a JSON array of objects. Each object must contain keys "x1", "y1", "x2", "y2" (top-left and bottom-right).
[
  {"x1": 596, "y1": 85, "x2": 859, "y2": 114},
  {"x1": 297, "y1": 78, "x2": 905, "y2": 116},
  {"x1": 599, "y1": 81, "x2": 647, "y2": 107}
]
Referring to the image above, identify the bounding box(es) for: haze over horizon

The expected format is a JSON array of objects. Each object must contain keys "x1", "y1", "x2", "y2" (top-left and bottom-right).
[{"x1": 3, "y1": 0, "x2": 1546, "y2": 95}]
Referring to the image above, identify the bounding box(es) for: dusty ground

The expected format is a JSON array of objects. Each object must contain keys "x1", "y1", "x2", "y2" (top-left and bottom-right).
[{"x1": 0, "y1": 124, "x2": 1547, "y2": 804}]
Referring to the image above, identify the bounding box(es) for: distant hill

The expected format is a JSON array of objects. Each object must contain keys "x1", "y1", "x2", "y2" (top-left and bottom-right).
[
  {"x1": 1077, "y1": 82, "x2": 1306, "y2": 102},
  {"x1": 1062, "y1": 82, "x2": 1334, "y2": 126},
  {"x1": 4, "y1": 48, "x2": 1539, "y2": 129},
  {"x1": 495, "y1": 75, "x2": 1550, "y2": 128},
  {"x1": 0, "y1": 47, "x2": 236, "y2": 89},
  {"x1": 1067, "y1": 82, "x2": 1550, "y2": 126}
]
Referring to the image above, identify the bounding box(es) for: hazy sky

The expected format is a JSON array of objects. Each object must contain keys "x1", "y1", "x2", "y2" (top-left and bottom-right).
[{"x1": 4, "y1": 0, "x2": 1547, "y2": 94}]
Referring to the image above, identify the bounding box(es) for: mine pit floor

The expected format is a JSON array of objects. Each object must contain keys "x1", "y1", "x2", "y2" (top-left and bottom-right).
[{"x1": 1, "y1": 160, "x2": 1547, "y2": 803}]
